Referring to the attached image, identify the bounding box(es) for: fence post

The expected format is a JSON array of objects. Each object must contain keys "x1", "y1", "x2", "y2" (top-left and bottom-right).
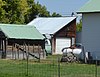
[
  {"x1": 38, "y1": 44, "x2": 40, "y2": 62},
  {"x1": 58, "y1": 57, "x2": 60, "y2": 77},
  {"x1": 95, "y1": 57, "x2": 97, "y2": 77},
  {"x1": 26, "y1": 49, "x2": 29, "y2": 76}
]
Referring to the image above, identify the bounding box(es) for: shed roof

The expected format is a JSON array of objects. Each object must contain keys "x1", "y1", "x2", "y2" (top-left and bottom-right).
[
  {"x1": 0, "y1": 24, "x2": 44, "y2": 40},
  {"x1": 28, "y1": 17, "x2": 76, "y2": 34},
  {"x1": 77, "y1": 0, "x2": 100, "y2": 13}
]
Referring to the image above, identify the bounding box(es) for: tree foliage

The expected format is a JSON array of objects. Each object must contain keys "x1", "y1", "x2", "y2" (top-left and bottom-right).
[
  {"x1": 51, "y1": 12, "x2": 62, "y2": 17},
  {"x1": 0, "y1": 0, "x2": 6, "y2": 23},
  {"x1": 0, "y1": 0, "x2": 62, "y2": 24},
  {"x1": 76, "y1": 19, "x2": 82, "y2": 32},
  {"x1": 1, "y1": 0, "x2": 29, "y2": 24}
]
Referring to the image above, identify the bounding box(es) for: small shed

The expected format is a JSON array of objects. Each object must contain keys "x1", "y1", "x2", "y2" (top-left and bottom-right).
[
  {"x1": 28, "y1": 17, "x2": 76, "y2": 54},
  {"x1": 0, "y1": 24, "x2": 45, "y2": 59},
  {"x1": 77, "y1": 0, "x2": 100, "y2": 60}
]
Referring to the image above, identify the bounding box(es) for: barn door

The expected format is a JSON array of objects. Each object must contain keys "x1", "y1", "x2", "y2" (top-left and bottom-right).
[{"x1": 56, "y1": 38, "x2": 71, "y2": 54}]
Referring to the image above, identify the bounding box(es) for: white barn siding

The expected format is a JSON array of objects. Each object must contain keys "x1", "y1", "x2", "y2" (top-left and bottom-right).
[{"x1": 82, "y1": 13, "x2": 100, "y2": 60}]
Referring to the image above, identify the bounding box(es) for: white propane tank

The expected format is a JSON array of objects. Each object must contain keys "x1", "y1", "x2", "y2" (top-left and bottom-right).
[
  {"x1": 66, "y1": 48, "x2": 83, "y2": 60},
  {"x1": 73, "y1": 48, "x2": 83, "y2": 59}
]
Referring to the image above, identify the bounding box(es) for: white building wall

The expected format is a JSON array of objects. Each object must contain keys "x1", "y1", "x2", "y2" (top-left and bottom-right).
[{"x1": 82, "y1": 13, "x2": 100, "y2": 60}]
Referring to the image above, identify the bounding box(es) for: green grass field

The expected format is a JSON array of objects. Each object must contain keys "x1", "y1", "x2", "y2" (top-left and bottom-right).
[{"x1": 0, "y1": 55, "x2": 100, "y2": 77}]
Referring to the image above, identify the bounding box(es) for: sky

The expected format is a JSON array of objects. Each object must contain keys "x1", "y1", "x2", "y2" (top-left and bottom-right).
[{"x1": 34, "y1": 0, "x2": 89, "y2": 16}]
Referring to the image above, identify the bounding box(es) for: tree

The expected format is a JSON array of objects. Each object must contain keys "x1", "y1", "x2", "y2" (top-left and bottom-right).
[
  {"x1": 17, "y1": 0, "x2": 29, "y2": 23},
  {"x1": 0, "y1": 0, "x2": 6, "y2": 23},
  {"x1": 25, "y1": 1, "x2": 50, "y2": 23},
  {"x1": 36, "y1": 2, "x2": 50, "y2": 17},
  {"x1": 52, "y1": 12, "x2": 62, "y2": 17},
  {"x1": 1, "y1": 0, "x2": 29, "y2": 24},
  {"x1": 76, "y1": 19, "x2": 82, "y2": 32},
  {"x1": 0, "y1": 0, "x2": 62, "y2": 24},
  {"x1": 9, "y1": 0, "x2": 29, "y2": 24}
]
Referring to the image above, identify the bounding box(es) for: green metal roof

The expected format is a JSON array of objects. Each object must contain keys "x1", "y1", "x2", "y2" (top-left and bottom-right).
[
  {"x1": 77, "y1": 0, "x2": 100, "y2": 13},
  {"x1": 0, "y1": 24, "x2": 44, "y2": 40}
]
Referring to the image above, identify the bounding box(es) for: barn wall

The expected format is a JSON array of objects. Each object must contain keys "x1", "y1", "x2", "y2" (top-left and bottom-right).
[
  {"x1": 8, "y1": 39, "x2": 45, "y2": 49},
  {"x1": 52, "y1": 19, "x2": 76, "y2": 54},
  {"x1": 82, "y1": 13, "x2": 100, "y2": 60},
  {"x1": 55, "y1": 19, "x2": 76, "y2": 38}
]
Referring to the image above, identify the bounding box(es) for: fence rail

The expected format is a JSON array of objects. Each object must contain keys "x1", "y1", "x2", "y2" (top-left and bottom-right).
[{"x1": 0, "y1": 55, "x2": 100, "y2": 77}]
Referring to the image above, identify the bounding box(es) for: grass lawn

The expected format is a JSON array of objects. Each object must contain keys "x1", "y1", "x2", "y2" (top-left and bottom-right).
[{"x1": 0, "y1": 55, "x2": 100, "y2": 77}]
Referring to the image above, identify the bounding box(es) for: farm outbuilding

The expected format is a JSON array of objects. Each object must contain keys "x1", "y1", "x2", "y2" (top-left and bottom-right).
[
  {"x1": 77, "y1": 0, "x2": 100, "y2": 60},
  {"x1": 0, "y1": 24, "x2": 45, "y2": 59},
  {"x1": 28, "y1": 17, "x2": 76, "y2": 54}
]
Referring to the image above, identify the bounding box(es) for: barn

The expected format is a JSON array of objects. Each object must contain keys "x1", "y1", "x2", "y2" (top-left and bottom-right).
[
  {"x1": 0, "y1": 24, "x2": 45, "y2": 59},
  {"x1": 28, "y1": 17, "x2": 76, "y2": 54},
  {"x1": 77, "y1": 0, "x2": 100, "y2": 60}
]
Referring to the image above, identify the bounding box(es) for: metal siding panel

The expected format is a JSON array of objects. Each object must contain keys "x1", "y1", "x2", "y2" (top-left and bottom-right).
[
  {"x1": 76, "y1": 32, "x2": 82, "y2": 43},
  {"x1": 82, "y1": 13, "x2": 100, "y2": 60}
]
